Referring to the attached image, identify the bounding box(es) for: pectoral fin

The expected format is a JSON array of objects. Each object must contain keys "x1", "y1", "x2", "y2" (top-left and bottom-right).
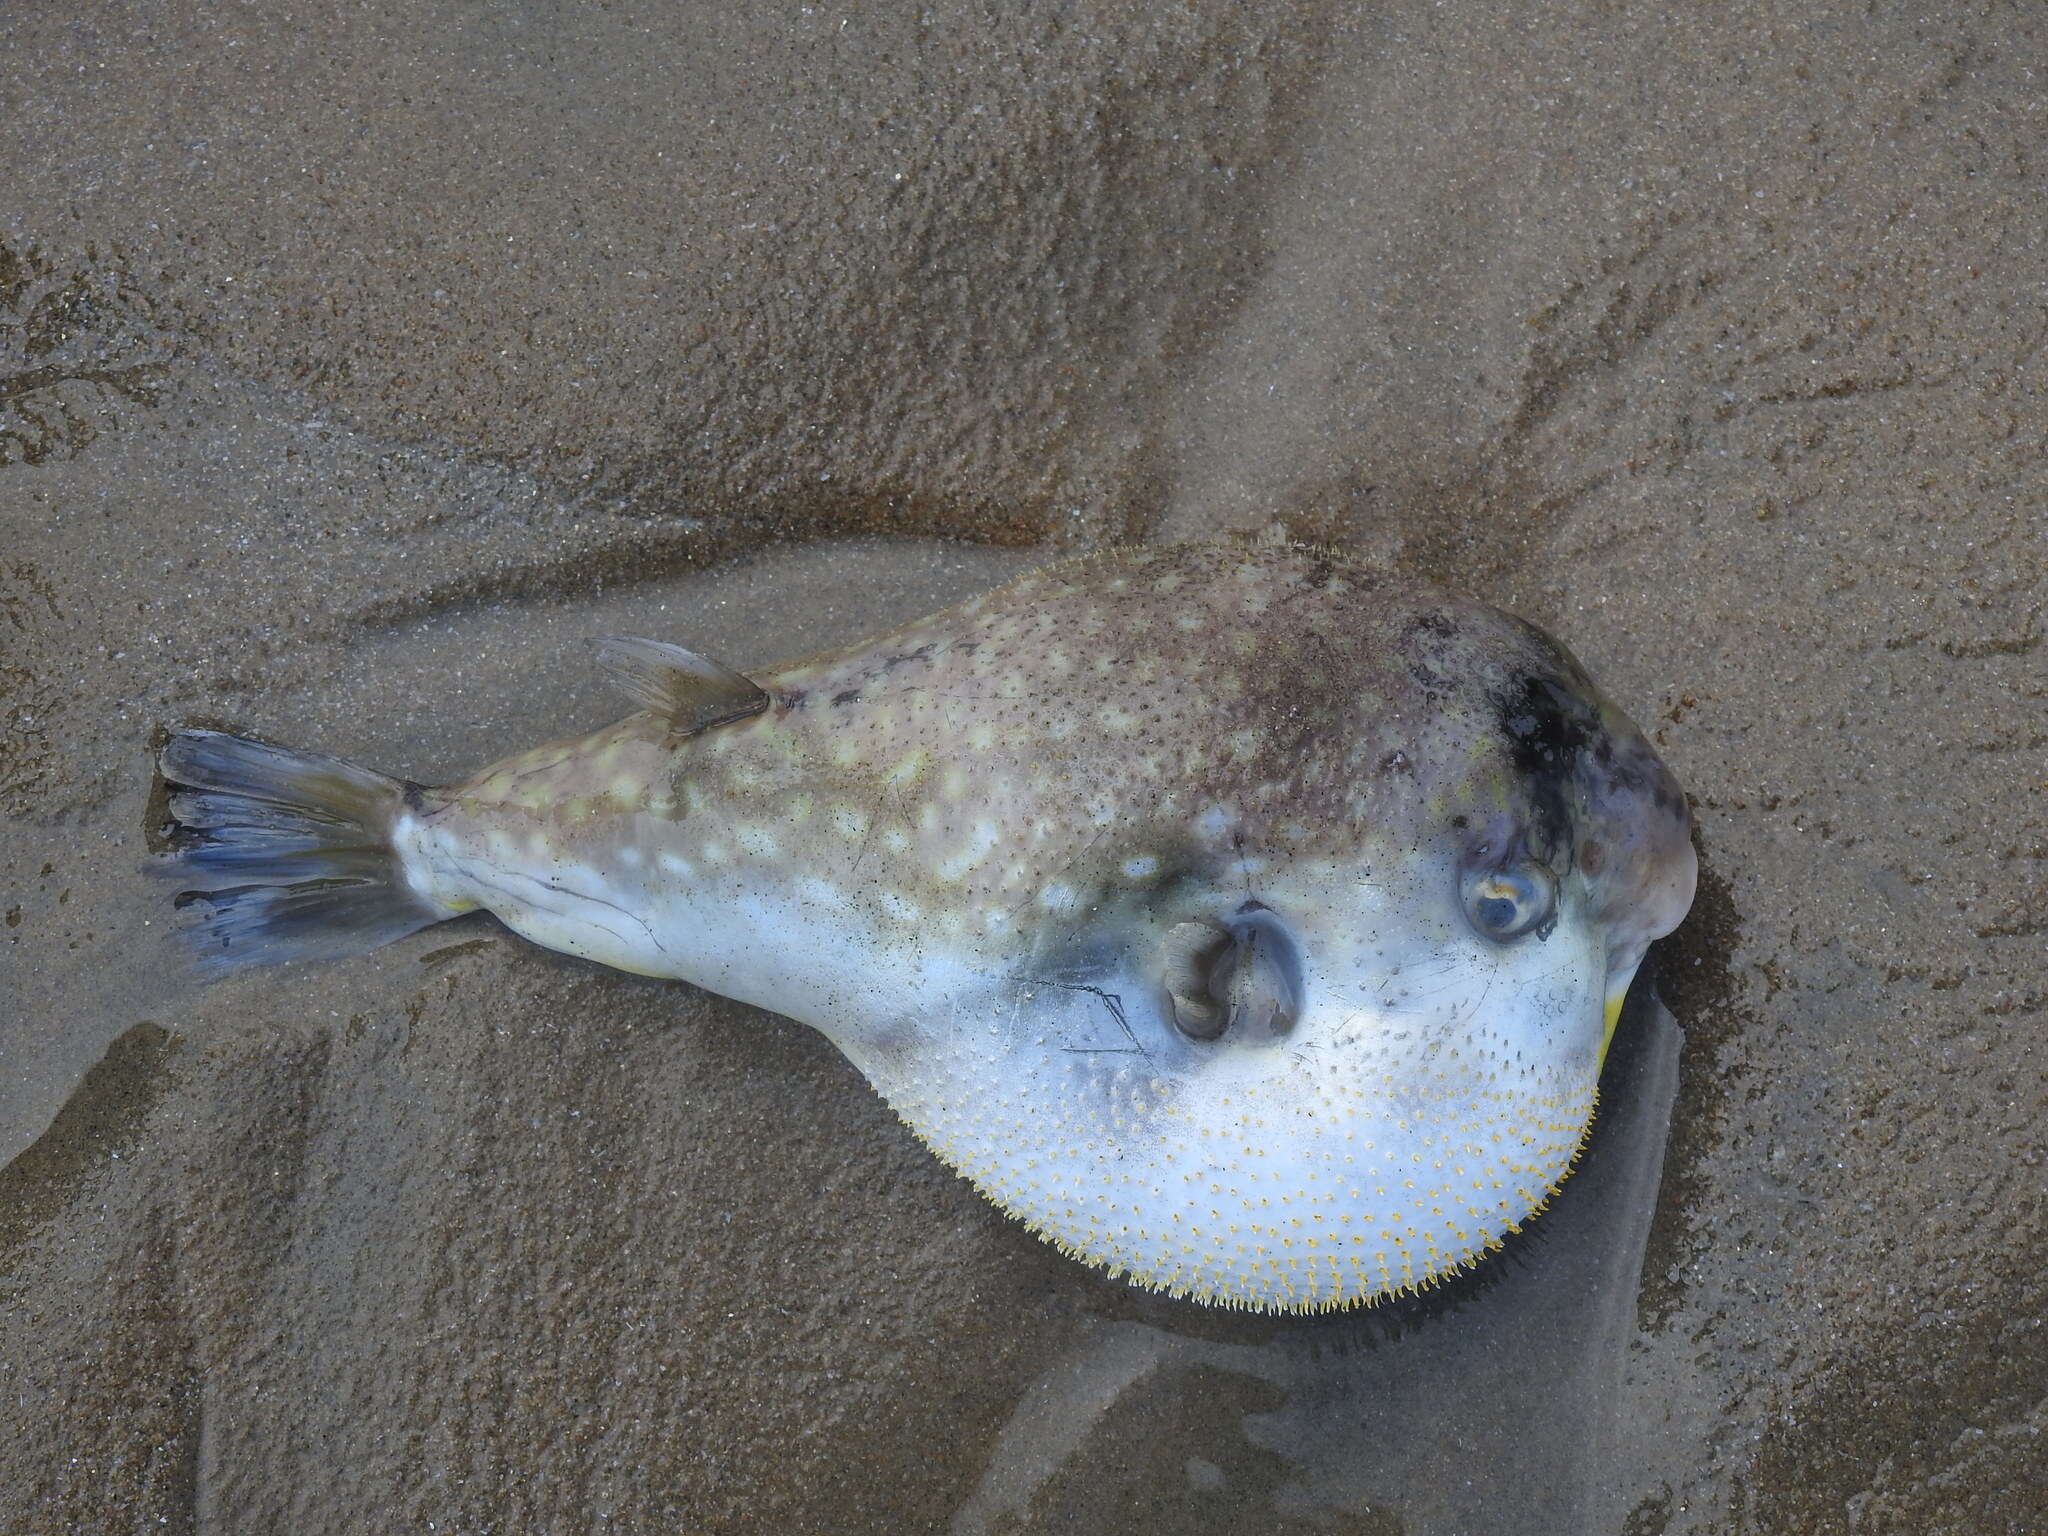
[
  {"x1": 593, "y1": 636, "x2": 770, "y2": 736},
  {"x1": 1160, "y1": 903, "x2": 1304, "y2": 1042}
]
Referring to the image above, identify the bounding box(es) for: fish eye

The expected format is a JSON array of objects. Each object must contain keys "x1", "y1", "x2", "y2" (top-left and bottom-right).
[{"x1": 1459, "y1": 863, "x2": 1556, "y2": 942}]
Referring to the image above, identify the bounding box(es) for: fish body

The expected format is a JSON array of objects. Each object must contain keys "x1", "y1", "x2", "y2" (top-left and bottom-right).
[{"x1": 163, "y1": 537, "x2": 1695, "y2": 1312}]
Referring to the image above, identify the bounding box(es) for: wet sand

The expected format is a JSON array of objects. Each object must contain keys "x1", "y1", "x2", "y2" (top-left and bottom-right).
[{"x1": 3, "y1": 2, "x2": 2043, "y2": 1530}]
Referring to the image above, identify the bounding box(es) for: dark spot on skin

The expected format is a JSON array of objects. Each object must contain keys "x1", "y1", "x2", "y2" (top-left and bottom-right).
[
  {"x1": 832, "y1": 689, "x2": 862, "y2": 707},
  {"x1": 1401, "y1": 609, "x2": 1464, "y2": 691},
  {"x1": 1496, "y1": 675, "x2": 1594, "y2": 765},
  {"x1": 1492, "y1": 671, "x2": 1599, "y2": 868},
  {"x1": 777, "y1": 688, "x2": 809, "y2": 711},
  {"x1": 401, "y1": 781, "x2": 429, "y2": 813},
  {"x1": 1573, "y1": 706, "x2": 1684, "y2": 841},
  {"x1": 877, "y1": 644, "x2": 936, "y2": 673},
  {"x1": 1378, "y1": 749, "x2": 1412, "y2": 776},
  {"x1": 1644, "y1": 757, "x2": 1683, "y2": 816}
]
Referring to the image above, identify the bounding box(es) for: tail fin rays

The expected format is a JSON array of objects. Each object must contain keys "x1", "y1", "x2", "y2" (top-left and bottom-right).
[{"x1": 159, "y1": 729, "x2": 448, "y2": 974}]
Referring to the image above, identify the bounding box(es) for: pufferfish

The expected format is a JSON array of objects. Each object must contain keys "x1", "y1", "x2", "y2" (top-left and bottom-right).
[{"x1": 159, "y1": 536, "x2": 1695, "y2": 1313}]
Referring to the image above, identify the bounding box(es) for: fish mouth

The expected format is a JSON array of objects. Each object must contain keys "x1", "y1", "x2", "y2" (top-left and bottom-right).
[{"x1": 1599, "y1": 973, "x2": 1634, "y2": 1066}]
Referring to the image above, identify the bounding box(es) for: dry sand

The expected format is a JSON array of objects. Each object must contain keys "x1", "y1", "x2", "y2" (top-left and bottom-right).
[{"x1": 2, "y1": 2, "x2": 2043, "y2": 1531}]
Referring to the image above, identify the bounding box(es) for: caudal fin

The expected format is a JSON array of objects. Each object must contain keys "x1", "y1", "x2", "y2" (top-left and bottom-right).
[{"x1": 159, "y1": 729, "x2": 448, "y2": 974}]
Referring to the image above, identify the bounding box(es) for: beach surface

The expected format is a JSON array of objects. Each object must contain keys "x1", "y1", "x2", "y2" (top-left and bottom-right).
[{"x1": 3, "y1": 2, "x2": 2042, "y2": 1530}]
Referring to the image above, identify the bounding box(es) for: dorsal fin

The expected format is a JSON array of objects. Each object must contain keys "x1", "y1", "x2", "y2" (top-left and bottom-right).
[{"x1": 592, "y1": 636, "x2": 770, "y2": 736}]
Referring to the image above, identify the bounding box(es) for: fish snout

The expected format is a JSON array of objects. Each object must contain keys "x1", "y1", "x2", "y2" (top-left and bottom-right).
[{"x1": 1576, "y1": 718, "x2": 1697, "y2": 980}]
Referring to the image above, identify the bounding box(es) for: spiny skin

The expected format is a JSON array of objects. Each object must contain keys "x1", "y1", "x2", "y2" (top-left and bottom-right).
[{"x1": 395, "y1": 538, "x2": 1696, "y2": 1312}]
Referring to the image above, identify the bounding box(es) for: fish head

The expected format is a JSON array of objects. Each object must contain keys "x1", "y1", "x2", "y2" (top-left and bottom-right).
[
  {"x1": 1467, "y1": 641, "x2": 1698, "y2": 1060},
  {"x1": 861, "y1": 590, "x2": 1696, "y2": 1313}
]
